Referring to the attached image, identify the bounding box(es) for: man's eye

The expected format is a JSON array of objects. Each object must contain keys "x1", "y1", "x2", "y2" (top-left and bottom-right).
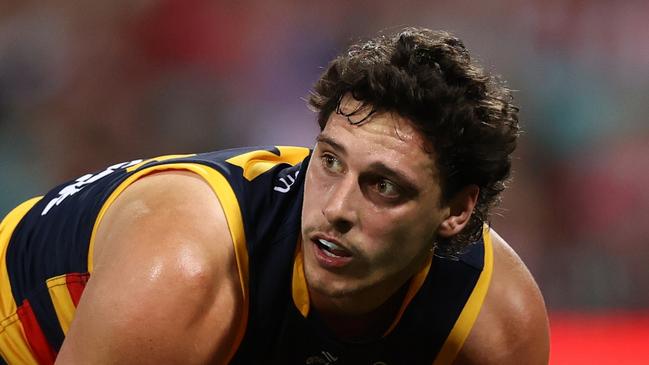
[
  {"x1": 376, "y1": 180, "x2": 400, "y2": 198},
  {"x1": 321, "y1": 154, "x2": 344, "y2": 173}
]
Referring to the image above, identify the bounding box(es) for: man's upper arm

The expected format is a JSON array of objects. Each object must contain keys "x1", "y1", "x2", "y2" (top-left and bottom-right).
[
  {"x1": 55, "y1": 171, "x2": 244, "y2": 364},
  {"x1": 455, "y1": 229, "x2": 550, "y2": 365}
]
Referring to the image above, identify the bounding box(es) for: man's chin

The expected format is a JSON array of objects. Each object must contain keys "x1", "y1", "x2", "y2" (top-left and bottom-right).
[{"x1": 306, "y1": 271, "x2": 358, "y2": 299}]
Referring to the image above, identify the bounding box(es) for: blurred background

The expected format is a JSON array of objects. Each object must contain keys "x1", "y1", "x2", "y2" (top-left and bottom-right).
[{"x1": 1, "y1": 0, "x2": 648, "y2": 363}]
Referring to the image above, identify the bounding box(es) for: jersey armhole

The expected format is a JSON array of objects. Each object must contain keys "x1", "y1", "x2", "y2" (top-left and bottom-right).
[{"x1": 87, "y1": 163, "x2": 249, "y2": 363}]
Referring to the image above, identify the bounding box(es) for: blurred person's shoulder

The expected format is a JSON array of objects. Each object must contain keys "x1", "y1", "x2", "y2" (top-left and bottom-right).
[{"x1": 454, "y1": 228, "x2": 550, "y2": 365}]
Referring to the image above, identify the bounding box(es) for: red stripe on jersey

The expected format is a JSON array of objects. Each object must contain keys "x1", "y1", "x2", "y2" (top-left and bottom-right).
[
  {"x1": 65, "y1": 273, "x2": 89, "y2": 307},
  {"x1": 16, "y1": 299, "x2": 57, "y2": 365}
]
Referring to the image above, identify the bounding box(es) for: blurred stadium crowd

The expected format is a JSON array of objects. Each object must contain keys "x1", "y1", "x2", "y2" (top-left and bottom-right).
[{"x1": 1, "y1": 0, "x2": 648, "y2": 316}]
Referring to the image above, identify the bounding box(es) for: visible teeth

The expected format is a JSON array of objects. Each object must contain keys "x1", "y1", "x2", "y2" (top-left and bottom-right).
[
  {"x1": 317, "y1": 238, "x2": 351, "y2": 258},
  {"x1": 319, "y1": 239, "x2": 343, "y2": 251}
]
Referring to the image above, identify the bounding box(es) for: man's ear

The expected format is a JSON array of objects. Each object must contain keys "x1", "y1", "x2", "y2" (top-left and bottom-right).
[{"x1": 437, "y1": 185, "x2": 479, "y2": 238}]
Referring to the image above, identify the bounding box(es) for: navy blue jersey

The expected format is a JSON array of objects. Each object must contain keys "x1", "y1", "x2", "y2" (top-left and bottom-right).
[{"x1": 0, "y1": 146, "x2": 493, "y2": 365}]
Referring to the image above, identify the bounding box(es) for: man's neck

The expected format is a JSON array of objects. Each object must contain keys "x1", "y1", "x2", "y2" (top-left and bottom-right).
[{"x1": 310, "y1": 282, "x2": 410, "y2": 342}]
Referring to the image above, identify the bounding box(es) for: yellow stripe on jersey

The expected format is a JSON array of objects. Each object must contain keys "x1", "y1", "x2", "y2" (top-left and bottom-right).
[
  {"x1": 190, "y1": 163, "x2": 252, "y2": 364},
  {"x1": 226, "y1": 146, "x2": 310, "y2": 181},
  {"x1": 46, "y1": 275, "x2": 76, "y2": 335},
  {"x1": 291, "y1": 239, "x2": 309, "y2": 317},
  {"x1": 432, "y1": 225, "x2": 494, "y2": 365},
  {"x1": 0, "y1": 314, "x2": 39, "y2": 364},
  {"x1": 0, "y1": 198, "x2": 41, "y2": 320},
  {"x1": 0, "y1": 197, "x2": 42, "y2": 365},
  {"x1": 87, "y1": 161, "x2": 253, "y2": 364},
  {"x1": 383, "y1": 253, "x2": 433, "y2": 336}
]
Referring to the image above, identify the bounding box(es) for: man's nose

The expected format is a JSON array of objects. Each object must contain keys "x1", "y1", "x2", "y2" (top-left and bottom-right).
[{"x1": 322, "y1": 177, "x2": 358, "y2": 233}]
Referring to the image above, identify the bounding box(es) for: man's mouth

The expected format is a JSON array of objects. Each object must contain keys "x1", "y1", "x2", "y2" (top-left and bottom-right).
[{"x1": 315, "y1": 238, "x2": 352, "y2": 258}]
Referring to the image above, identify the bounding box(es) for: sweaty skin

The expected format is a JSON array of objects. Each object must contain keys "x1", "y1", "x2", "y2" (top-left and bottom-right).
[
  {"x1": 55, "y1": 171, "x2": 243, "y2": 365},
  {"x1": 455, "y1": 230, "x2": 550, "y2": 364}
]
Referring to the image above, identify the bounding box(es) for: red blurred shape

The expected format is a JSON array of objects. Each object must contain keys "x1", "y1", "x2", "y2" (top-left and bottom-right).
[
  {"x1": 133, "y1": 0, "x2": 250, "y2": 74},
  {"x1": 550, "y1": 312, "x2": 649, "y2": 365}
]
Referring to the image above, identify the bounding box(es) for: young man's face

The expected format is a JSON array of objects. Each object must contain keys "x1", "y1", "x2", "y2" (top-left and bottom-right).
[{"x1": 301, "y1": 98, "x2": 450, "y2": 313}]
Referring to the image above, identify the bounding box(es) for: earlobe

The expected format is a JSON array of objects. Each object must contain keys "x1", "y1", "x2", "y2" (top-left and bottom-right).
[{"x1": 437, "y1": 185, "x2": 479, "y2": 238}]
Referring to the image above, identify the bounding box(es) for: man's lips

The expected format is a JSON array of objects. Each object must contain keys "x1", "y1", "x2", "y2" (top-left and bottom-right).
[{"x1": 310, "y1": 235, "x2": 354, "y2": 268}]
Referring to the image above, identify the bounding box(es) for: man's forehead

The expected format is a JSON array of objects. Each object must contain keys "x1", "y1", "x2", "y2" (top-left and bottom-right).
[
  {"x1": 327, "y1": 105, "x2": 426, "y2": 152},
  {"x1": 336, "y1": 94, "x2": 422, "y2": 144}
]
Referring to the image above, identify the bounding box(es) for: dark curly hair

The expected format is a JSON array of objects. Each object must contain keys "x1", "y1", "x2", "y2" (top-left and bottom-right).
[{"x1": 308, "y1": 27, "x2": 520, "y2": 257}]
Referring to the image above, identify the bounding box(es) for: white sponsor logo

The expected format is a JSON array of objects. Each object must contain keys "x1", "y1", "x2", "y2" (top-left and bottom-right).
[
  {"x1": 274, "y1": 170, "x2": 299, "y2": 193},
  {"x1": 41, "y1": 159, "x2": 142, "y2": 216},
  {"x1": 306, "y1": 350, "x2": 338, "y2": 365},
  {"x1": 304, "y1": 349, "x2": 388, "y2": 365}
]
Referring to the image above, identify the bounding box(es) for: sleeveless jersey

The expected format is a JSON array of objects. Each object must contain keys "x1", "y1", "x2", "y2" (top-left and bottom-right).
[{"x1": 0, "y1": 146, "x2": 493, "y2": 365}]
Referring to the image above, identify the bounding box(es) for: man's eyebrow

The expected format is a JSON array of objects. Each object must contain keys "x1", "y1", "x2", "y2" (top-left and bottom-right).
[{"x1": 316, "y1": 134, "x2": 347, "y2": 156}]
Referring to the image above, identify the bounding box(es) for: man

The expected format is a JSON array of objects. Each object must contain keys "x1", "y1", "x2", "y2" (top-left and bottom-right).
[{"x1": 0, "y1": 27, "x2": 549, "y2": 364}]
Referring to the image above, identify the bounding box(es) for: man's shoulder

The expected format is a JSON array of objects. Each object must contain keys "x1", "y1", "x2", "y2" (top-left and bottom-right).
[
  {"x1": 59, "y1": 170, "x2": 246, "y2": 364},
  {"x1": 93, "y1": 170, "x2": 238, "y2": 270},
  {"x1": 455, "y1": 229, "x2": 550, "y2": 365}
]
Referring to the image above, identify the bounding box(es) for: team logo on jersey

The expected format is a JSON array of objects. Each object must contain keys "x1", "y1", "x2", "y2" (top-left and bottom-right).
[{"x1": 41, "y1": 159, "x2": 143, "y2": 215}]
